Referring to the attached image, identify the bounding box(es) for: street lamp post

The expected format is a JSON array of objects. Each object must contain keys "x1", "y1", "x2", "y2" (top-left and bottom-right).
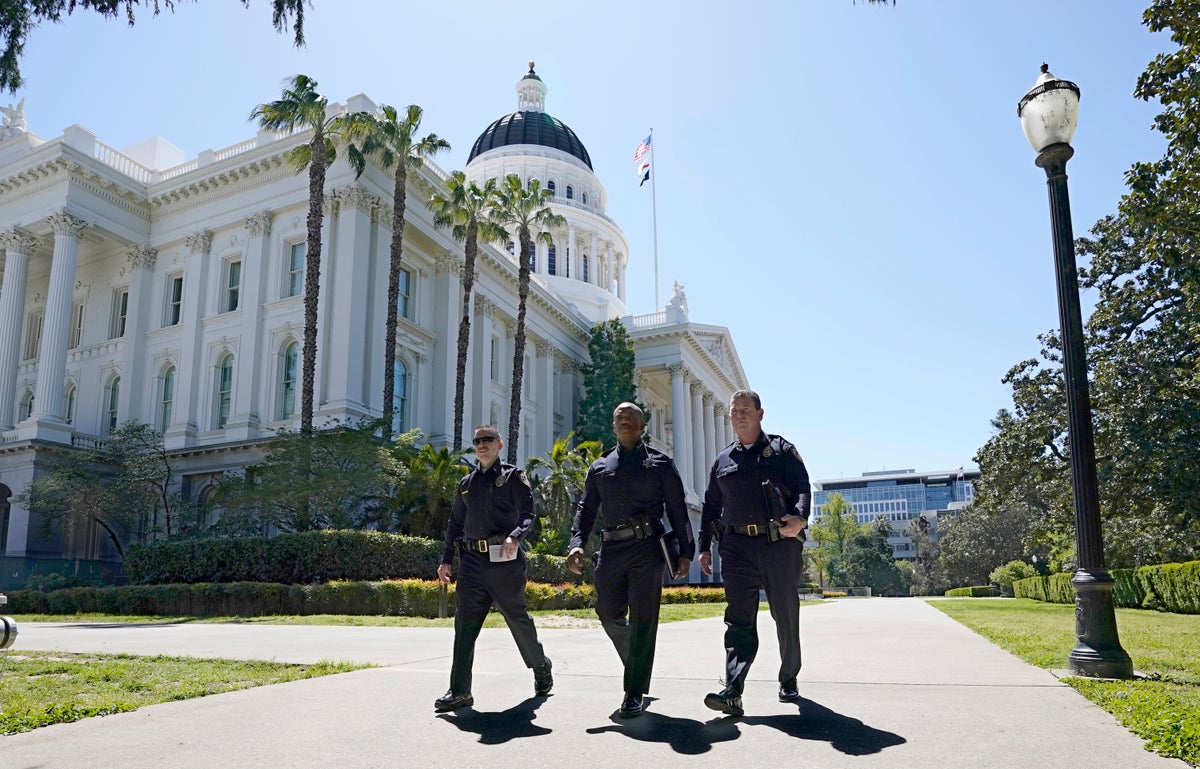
[{"x1": 1018, "y1": 64, "x2": 1133, "y2": 679}]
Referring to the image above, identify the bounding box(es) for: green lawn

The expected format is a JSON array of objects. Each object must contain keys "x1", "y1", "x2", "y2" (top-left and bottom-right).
[
  {"x1": 0, "y1": 651, "x2": 362, "y2": 735},
  {"x1": 932, "y1": 598, "x2": 1200, "y2": 766}
]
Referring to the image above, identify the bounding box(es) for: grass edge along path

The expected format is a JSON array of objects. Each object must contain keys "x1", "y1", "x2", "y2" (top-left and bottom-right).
[
  {"x1": 0, "y1": 650, "x2": 364, "y2": 735},
  {"x1": 931, "y1": 598, "x2": 1200, "y2": 767}
]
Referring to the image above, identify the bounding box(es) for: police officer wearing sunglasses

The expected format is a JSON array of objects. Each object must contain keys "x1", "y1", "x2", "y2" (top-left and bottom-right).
[{"x1": 435, "y1": 425, "x2": 553, "y2": 712}]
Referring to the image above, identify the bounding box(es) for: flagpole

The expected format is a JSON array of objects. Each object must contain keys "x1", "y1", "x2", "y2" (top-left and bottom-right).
[{"x1": 649, "y1": 128, "x2": 660, "y2": 309}]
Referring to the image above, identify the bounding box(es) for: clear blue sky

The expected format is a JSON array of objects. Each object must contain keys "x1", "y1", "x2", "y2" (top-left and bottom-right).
[{"x1": 9, "y1": 0, "x2": 1169, "y2": 481}]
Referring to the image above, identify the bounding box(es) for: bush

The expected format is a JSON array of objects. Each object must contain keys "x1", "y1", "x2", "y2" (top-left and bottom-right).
[
  {"x1": 989, "y1": 560, "x2": 1039, "y2": 597},
  {"x1": 945, "y1": 586, "x2": 1000, "y2": 597},
  {"x1": 1013, "y1": 560, "x2": 1200, "y2": 614}
]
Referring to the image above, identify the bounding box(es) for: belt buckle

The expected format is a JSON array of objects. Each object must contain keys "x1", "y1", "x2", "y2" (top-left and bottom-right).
[
  {"x1": 474, "y1": 540, "x2": 488, "y2": 553},
  {"x1": 746, "y1": 524, "x2": 759, "y2": 537}
]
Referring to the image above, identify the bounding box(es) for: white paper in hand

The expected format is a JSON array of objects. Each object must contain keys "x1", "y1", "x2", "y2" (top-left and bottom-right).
[{"x1": 489, "y1": 544, "x2": 516, "y2": 562}]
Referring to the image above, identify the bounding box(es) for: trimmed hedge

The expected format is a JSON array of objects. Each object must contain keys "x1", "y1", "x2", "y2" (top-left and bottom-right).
[
  {"x1": 125, "y1": 531, "x2": 595, "y2": 585},
  {"x1": 944, "y1": 586, "x2": 1001, "y2": 597},
  {"x1": 4, "y1": 580, "x2": 727, "y2": 618},
  {"x1": 1013, "y1": 560, "x2": 1200, "y2": 614}
]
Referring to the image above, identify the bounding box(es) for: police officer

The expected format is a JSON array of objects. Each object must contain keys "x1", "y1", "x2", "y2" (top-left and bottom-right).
[
  {"x1": 435, "y1": 425, "x2": 553, "y2": 712},
  {"x1": 567, "y1": 402, "x2": 694, "y2": 718},
  {"x1": 699, "y1": 389, "x2": 810, "y2": 716}
]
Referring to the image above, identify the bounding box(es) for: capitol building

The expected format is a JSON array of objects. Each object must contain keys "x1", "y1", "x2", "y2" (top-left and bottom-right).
[{"x1": 0, "y1": 66, "x2": 747, "y2": 579}]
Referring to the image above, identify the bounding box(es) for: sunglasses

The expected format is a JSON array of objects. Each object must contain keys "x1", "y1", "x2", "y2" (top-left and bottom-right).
[{"x1": 472, "y1": 436, "x2": 498, "y2": 445}]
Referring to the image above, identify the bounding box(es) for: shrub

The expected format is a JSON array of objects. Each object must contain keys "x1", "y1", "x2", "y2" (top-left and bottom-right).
[
  {"x1": 1014, "y1": 560, "x2": 1200, "y2": 614},
  {"x1": 989, "y1": 560, "x2": 1039, "y2": 597},
  {"x1": 945, "y1": 586, "x2": 1000, "y2": 597}
]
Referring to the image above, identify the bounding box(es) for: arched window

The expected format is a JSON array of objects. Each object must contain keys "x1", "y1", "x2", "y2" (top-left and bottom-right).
[
  {"x1": 106, "y1": 377, "x2": 120, "y2": 434},
  {"x1": 506, "y1": 241, "x2": 515, "y2": 255},
  {"x1": 582, "y1": 254, "x2": 589, "y2": 283},
  {"x1": 215, "y1": 355, "x2": 234, "y2": 429},
  {"x1": 548, "y1": 245, "x2": 557, "y2": 276},
  {"x1": 280, "y1": 342, "x2": 298, "y2": 420},
  {"x1": 528, "y1": 246, "x2": 536, "y2": 272},
  {"x1": 582, "y1": 192, "x2": 588, "y2": 205},
  {"x1": 392, "y1": 358, "x2": 408, "y2": 434},
  {"x1": 63, "y1": 383, "x2": 76, "y2": 425},
  {"x1": 160, "y1": 366, "x2": 175, "y2": 433},
  {"x1": 18, "y1": 390, "x2": 33, "y2": 422},
  {"x1": 547, "y1": 180, "x2": 556, "y2": 195},
  {"x1": 565, "y1": 185, "x2": 574, "y2": 200}
]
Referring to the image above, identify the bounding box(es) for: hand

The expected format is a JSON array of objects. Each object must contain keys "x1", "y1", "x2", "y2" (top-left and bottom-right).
[
  {"x1": 673, "y1": 557, "x2": 691, "y2": 580},
  {"x1": 500, "y1": 537, "x2": 519, "y2": 560},
  {"x1": 699, "y1": 551, "x2": 713, "y2": 576},
  {"x1": 566, "y1": 547, "x2": 586, "y2": 575},
  {"x1": 436, "y1": 563, "x2": 452, "y2": 583},
  {"x1": 778, "y1": 514, "x2": 807, "y2": 539}
]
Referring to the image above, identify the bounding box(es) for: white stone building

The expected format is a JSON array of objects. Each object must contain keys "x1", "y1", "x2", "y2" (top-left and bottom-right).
[{"x1": 0, "y1": 67, "x2": 746, "y2": 582}]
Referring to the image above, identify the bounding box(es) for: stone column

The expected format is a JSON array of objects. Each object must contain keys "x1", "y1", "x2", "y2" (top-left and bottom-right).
[
  {"x1": 0, "y1": 229, "x2": 38, "y2": 431},
  {"x1": 537, "y1": 340, "x2": 556, "y2": 455},
  {"x1": 167, "y1": 229, "x2": 211, "y2": 447},
  {"x1": 713, "y1": 403, "x2": 729, "y2": 452},
  {"x1": 432, "y1": 249, "x2": 463, "y2": 447},
  {"x1": 567, "y1": 225, "x2": 577, "y2": 279},
  {"x1": 616, "y1": 254, "x2": 628, "y2": 302},
  {"x1": 690, "y1": 382, "x2": 706, "y2": 493},
  {"x1": 669, "y1": 364, "x2": 691, "y2": 493},
  {"x1": 589, "y1": 230, "x2": 598, "y2": 285},
  {"x1": 471, "y1": 295, "x2": 495, "y2": 429},
  {"x1": 223, "y1": 212, "x2": 271, "y2": 439},
  {"x1": 702, "y1": 392, "x2": 717, "y2": 477},
  {"x1": 28, "y1": 212, "x2": 89, "y2": 438},
  {"x1": 324, "y1": 186, "x2": 376, "y2": 420},
  {"x1": 118, "y1": 245, "x2": 157, "y2": 422}
]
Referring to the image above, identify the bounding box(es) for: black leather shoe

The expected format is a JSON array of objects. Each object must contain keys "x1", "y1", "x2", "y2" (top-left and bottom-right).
[
  {"x1": 434, "y1": 690, "x2": 473, "y2": 712},
  {"x1": 778, "y1": 680, "x2": 800, "y2": 703},
  {"x1": 533, "y1": 657, "x2": 553, "y2": 696},
  {"x1": 618, "y1": 692, "x2": 643, "y2": 718},
  {"x1": 704, "y1": 688, "x2": 744, "y2": 716}
]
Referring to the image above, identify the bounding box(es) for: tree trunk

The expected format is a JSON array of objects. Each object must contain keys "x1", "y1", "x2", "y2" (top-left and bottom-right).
[
  {"x1": 301, "y1": 127, "x2": 326, "y2": 437},
  {"x1": 507, "y1": 229, "x2": 532, "y2": 464},
  {"x1": 452, "y1": 220, "x2": 478, "y2": 451},
  {"x1": 382, "y1": 162, "x2": 408, "y2": 442}
]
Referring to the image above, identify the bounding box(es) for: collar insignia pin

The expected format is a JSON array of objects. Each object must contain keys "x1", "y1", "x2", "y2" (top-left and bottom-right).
[{"x1": 762, "y1": 447, "x2": 774, "y2": 458}]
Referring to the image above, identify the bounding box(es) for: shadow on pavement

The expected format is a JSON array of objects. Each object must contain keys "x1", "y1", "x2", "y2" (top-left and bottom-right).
[
  {"x1": 585, "y1": 700, "x2": 741, "y2": 755},
  {"x1": 742, "y1": 697, "x2": 906, "y2": 755},
  {"x1": 436, "y1": 696, "x2": 552, "y2": 744}
]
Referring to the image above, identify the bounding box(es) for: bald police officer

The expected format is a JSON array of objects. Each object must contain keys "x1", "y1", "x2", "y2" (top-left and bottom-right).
[
  {"x1": 568, "y1": 402, "x2": 694, "y2": 718},
  {"x1": 699, "y1": 389, "x2": 811, "y2": 716},
  {"x1": 435, "y1": 425, "x2": 553, "y2": 712}
]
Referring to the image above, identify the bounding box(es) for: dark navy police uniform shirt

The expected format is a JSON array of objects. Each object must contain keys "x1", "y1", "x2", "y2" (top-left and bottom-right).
[{"x1": 441, "y1": 461, "x2": 535, "y2": 564}]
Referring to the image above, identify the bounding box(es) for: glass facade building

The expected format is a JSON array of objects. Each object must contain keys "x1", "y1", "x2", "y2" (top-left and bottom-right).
[{"x1": 811, "y1": 468, "x2": 979, "y2": 558}]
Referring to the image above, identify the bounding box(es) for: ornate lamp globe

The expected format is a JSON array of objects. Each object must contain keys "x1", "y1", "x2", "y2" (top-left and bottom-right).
[{"x1": 1018, "y1": 63, "x2": 1080, "y2": 153}]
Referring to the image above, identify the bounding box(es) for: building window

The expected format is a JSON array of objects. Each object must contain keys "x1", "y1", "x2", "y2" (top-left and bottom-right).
[
  {"x1": 489, "y1": 338, "x2": 500, "y2": 382},
  {"x1": 548, "y1": 245, "x2": 557, "y2": 276},
  {"x1": 160, "y1": 366, "x2": 175, "y2": 433},
  {"x1": 392, "y1": 359, "x2": 408, "y2": 434},
  {"x1": 165, "y1": 274, "x2": 183, "y2": 326},
  {"x1": 18, "y1": 391, "x2": 33, "y2": 422},
  {"x1": 215, "y1": 355, "x2": 234, "y2": 429},
  {"x1": 397, "y1": 267, "x2": 412, "y2": 319},
  {"x1": 279, "y1": 341, "x2": 298, "y2": 420},
  {"x1": 111, "y1": 289, "x2": 129, "y2": 339},
  {"x1": 285, "y1": 242, "x2": 306, "y2": 298},
  {"x1": 23, "y1": 310, "x2": 43, "y2": 360},
  {"x1": 547, "y1": 180, "x2": 556, "y2": 195},
  {"x1": 106, "y1": 377, "x2": 120, "y2": 434},
  {"x1": 63, "y1": 384, "x2": 76, "y2": 425},
  {"x1": 69, "y1": 301, "x2": 84, "y2": 349},
  {"x1": 565, "y1": 185, "x2": 574, "y2": 200},
  {"x1": 564, "y1": 247, "x2": 570, "y2": 278},
  {"x1": 506, "y1": 241, "x2": 515, "y2": 255},
  {"x1": 528, "y1": 247, "x2": 536, "y2": 272},
  {"x1": 224, "y1": 259, "x2": 242, "y2": 313},
  {"x1": 582, "y1": 254, "x2": 589, "y2": 283},
  {"x1": 582, "y1": 192, "x2": 588, "y2": 205}
]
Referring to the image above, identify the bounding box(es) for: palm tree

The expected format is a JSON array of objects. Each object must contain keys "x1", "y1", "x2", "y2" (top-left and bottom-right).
[
  {"x1": 344, "y1": 104, "x2": 449, "y2": 440},
  {"x1": 430, "y1": 172, "x2": 506, "y2": 450},
  {"x1": 525, "y1": 433, "x2": 603, "y2": 553},
  {"x1": 491, "y1": 174, "x2": 565, "y2": 463},
  {"x1": 250, "y1": 74, "x2": 356, "y2": 435}
]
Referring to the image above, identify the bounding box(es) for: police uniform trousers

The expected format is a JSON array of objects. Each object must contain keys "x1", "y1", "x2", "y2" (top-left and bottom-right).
[
  {"x1": 717, "y1": 533, "x2": 803, "y2": 694},
  {"x1": 594, "y1": 537, "x2": 664, "y2": 696},
  {"x1": 450, "y1": 549, "x2": 546, "y2": 694}
]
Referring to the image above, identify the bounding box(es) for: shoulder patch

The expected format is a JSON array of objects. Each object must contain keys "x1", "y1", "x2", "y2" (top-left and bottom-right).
[{"x1": 516, "y1": 470, "x2": 531, "y2": 488}]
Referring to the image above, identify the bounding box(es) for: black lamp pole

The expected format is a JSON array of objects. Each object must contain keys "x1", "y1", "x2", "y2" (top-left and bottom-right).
[{"x1": 1034, "y1": 139, "x2": 1133, "y2": 680}]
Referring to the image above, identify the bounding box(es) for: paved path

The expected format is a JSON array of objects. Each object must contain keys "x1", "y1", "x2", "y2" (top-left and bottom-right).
[{"x1": 1, "y1": 598, "x2": 1187, "y2": 768}]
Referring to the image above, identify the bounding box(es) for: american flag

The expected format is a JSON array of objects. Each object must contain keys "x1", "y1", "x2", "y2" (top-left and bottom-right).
[{"x1": 633, "y1": 134, "x2": 651, "y2": 163}]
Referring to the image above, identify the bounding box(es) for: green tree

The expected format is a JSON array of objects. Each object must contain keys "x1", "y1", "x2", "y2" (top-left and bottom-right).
[
  {"x1": 344, "y1": 104, "x2": 449, "y2": 440},
  {"x1": 524, "y1": 433, "x2": 602, "y2": 554},
  {"x1": 490, "y1": 174, "x2": 565, "y2": 463},
  {"x1": 904, "y1": 514, "x2": 943, "y2": 595},
  {"x1": 577, "y1": 319, "x2": 640, "y2": 446},
  {"x1": 250, "y1": 74, "x2": 358, "y2": 436},
  {"x1": 935, "y1": 502, "x2": 1033, "y2": 587},
  {"x1": 2, "y1": 1, "x2": 308, "y2": 93},
  {"x1": 989, "y1": 559, "x2": 1038, "y2": 597},
  {"x1": 841, "y1": 523, "x2": 909, "y2": 597},
  {"x1": 383, "y1": 439, "x2": 470, "y2": 538},
  {"x1": 213, "y1": 422, "x2": 394, "y2": 533},
  {"x1": 18, "y1": 421, "x2": 192, "y2": 557},
  {"x1": 810, "y1": 492, "x2": 857, "y2": 586},
  {"x1": 430, "y1": 172, "x2": 505, "y2": 450}
]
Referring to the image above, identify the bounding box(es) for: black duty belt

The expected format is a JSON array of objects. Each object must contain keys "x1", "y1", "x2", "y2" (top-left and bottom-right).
[
  {"x1": 723, "y1": 523, "x2": 768, "y2": 537},
  {"x1": 463, "y1": 535, "x2": 508, "y2": 553},
  {"x1": 601, "y1": 517, "x2": 656, "y2": 542}
]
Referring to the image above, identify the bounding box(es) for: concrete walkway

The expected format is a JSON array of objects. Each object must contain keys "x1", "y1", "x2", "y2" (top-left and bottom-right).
[{"x1": 1, "y1": 598, "x2": 1187, "y2": 768}]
